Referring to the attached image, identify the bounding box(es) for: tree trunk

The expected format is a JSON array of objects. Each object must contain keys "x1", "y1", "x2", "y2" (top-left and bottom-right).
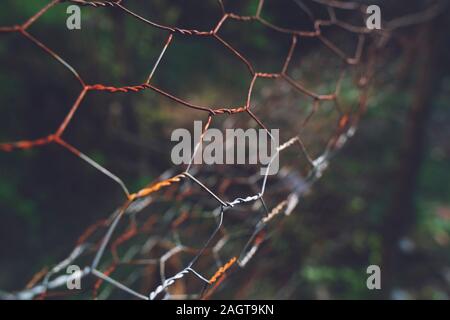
[{"x1": 381, "y1": 18, "x2": 444, "y2": 298}]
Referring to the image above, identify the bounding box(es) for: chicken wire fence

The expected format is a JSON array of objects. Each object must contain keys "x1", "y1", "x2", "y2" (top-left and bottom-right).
[{"x1": 0, "y1": 0, "x2": 433, "y2": 300}]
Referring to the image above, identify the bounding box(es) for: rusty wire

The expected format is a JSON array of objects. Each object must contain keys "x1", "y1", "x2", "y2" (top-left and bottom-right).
[{"x1": 0, "y1": 0, "x2": 385, "y2": 300}]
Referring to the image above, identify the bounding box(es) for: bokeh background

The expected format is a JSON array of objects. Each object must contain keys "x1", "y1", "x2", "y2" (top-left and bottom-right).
[{"x1": 0, "y1": 0, "x2": 449, "y2": 299}]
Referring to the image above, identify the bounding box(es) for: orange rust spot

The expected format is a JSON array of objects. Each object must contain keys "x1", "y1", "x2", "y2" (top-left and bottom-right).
[
  {"x1": 218, "y1": 179, "x2": 231, "y2": 194},
  {"x1": 76, "y1": 219, "x2": 108, "y2": 245},
  {"x1": 111, "y1": 222, "x2": 138, "y2": 261},
  {"x1": 26, "y1": 267, "x2": 49, "y2": 289},
  {"x1": 0, "y1": 135, "x2": 54, "y2": 152},
  {"x1": 87, "y1": 83, "x2": 149, "y2": 93},
  {"x1": 176, "y1": 188, "x2": 194, "y2": 201},
  {"x1": 203, "y1": 272, "x2": 228, "y2": 300},
  {"x1": 339, "y1": 114, "x2": 349, "y2": 129},
  {"x1": 255, "y1": 72, "x2": 280, "y2": 78},
  {"x1": 130, "y1": 175, "x2": 184, "y2": 200},
  {"x1": 254, "y1": 231, "x2": 266, "y2": 246},
  {"x1": 17, "y1": 141, "x2": 34, "y2": 149},
  {"x1": 93, "y1": 264, "x2": 116, "y2": 299},
  {"x1": 140, "y1": 215, "x2": 157, "y2": 233},
  {"x1": 209, "y1": 257, "x2": 237, "y2": 284},
  {"x1": 171, "y1": 211, "x2": 189, "y2": 229},
  {"x1": 0, "y1": 144, "x2": 13, "y2": 152},
  {"x1": 213, "y1": 106, "x2": 247, "y2": 115}
]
